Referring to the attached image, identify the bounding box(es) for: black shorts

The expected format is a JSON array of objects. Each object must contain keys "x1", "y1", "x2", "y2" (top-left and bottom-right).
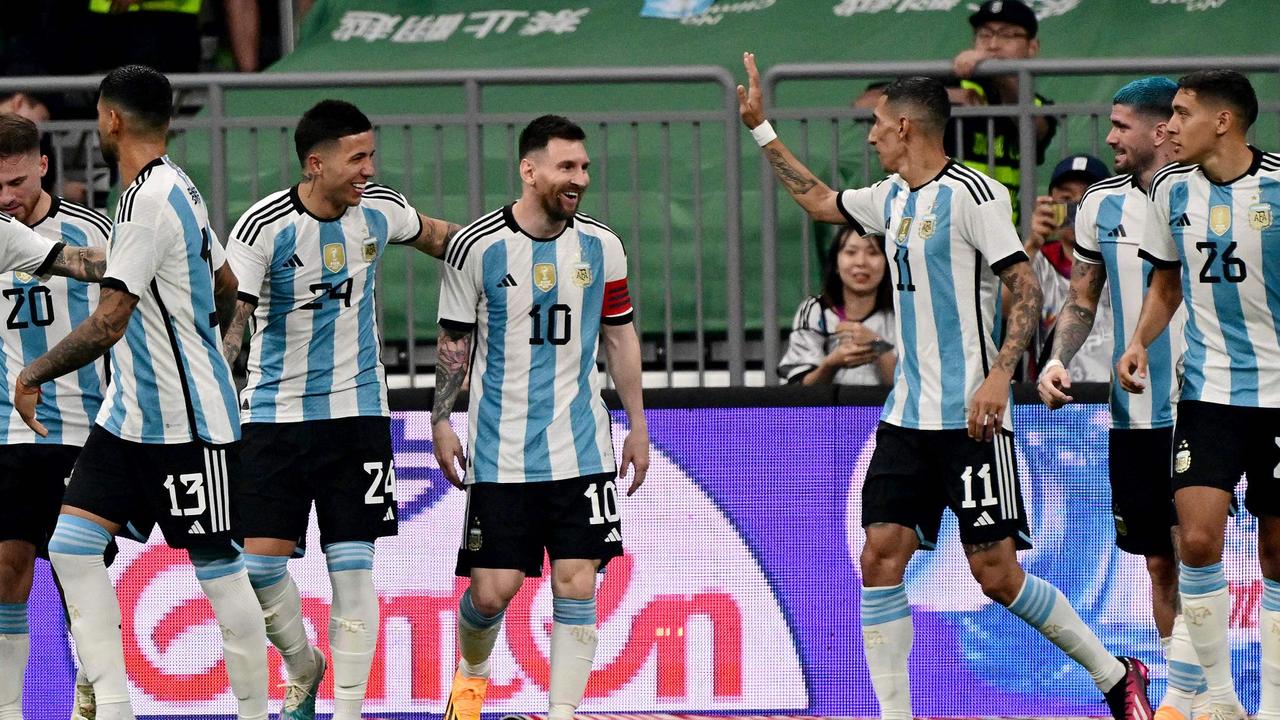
[
  {"x1": 455, "y1": 473, "x2": 623, "y2": 578},
  {"x1": 0, "y1": 444, "x2": 81, "y2": 548},
  {"x1": 238, "y1": 416, "x2": 397, "y2": 548},
  {"x1": 63, "y1": 427, "x2": 238, "y2": 550},
  {"x1": 1172, "y1": 400, "x2": 1280, "y2": 517},
  {"x1": 862, "y1": 422, "x2": 1031, "y2": 550},
  {"x1": 1109, "y1": 427, "x2": 1177, "y2": 556}
]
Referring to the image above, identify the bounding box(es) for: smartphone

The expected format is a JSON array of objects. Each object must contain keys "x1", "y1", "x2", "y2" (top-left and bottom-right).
[
  {"x1": 867, "y1": 338, "x2": 894, "y2": 355},
  {"x1": 1051, "y1": 201, "x2": 1079, "y2": 228}
]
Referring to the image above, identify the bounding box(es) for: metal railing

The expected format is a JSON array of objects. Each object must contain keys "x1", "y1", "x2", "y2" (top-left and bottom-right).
[{"x1": 3, "y1": 56, "x2": 1278, "y2": 388}]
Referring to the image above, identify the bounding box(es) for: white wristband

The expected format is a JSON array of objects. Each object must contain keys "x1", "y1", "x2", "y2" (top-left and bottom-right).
[
  {"x1": 1040, "y1": 358, "x2": 1064, "y2": 374},
  {"x1": 750, "y1": 120, "x2": 777, "y2": 147}
]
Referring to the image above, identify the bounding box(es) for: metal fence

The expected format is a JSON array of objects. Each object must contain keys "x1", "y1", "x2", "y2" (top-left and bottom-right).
[{"x1": 3, "y1": 56, "x2": 1278, "y2": 388}]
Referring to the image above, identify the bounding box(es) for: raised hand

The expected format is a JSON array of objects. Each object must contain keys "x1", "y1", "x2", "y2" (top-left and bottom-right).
[{"x1": 736, "y1": 51, "x2": 766, "y2": 129}]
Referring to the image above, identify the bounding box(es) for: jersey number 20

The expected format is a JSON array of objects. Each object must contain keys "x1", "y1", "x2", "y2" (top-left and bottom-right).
[{"x1": 4, "y1": 286, "x2": 54, "y2": 330}]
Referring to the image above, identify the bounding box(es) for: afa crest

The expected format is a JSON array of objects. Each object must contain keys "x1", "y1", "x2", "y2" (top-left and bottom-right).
[
  {"x1": 533, "y1": 263, "x2": 557, "y2": 292},
  {"x1": 13, "y1": 271, "x2": 32, "y2": 283},
  {"x1": 917, "y1": 215, "x2": 936, "y2": 240},
  {"x1": 1250, "y1": 202, "x2": 1273, "y2": 231},
  {"x1": 572, "y1": 262, "x2": 592, "y2": 288},
  {"x1": 1209, "y1": 205, "x2": 1232, "y2": 236},
  {"x1": 323, "y1": 242, "x2": 347, "y2": 272},
  {"x1": 362, "y1": 237, "x2": 377, "y2": 262}
]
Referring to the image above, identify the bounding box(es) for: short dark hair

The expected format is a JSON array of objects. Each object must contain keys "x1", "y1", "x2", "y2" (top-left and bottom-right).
[
  {"x1": 1178, "y1": 69, "x2": 1258, "y2": 129},
  {"x1": 882, "y1": 76, "x2": 950, "y2": 134},
  {"x1": 0, "y1": 113, "x2": 40, "y2": 158},
  {"x1": 98, "y1": 65, "x2": 172, "y2": 132},
  {"x1": 294, "y1": 99, "x2": 373, "y2": 166},
  {"x1": 518, "y1": 115, "x2": 585, "y2": 159}
]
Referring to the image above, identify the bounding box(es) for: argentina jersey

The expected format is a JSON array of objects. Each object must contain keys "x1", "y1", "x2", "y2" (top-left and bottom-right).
[
  {"x1": 227, "y1": 183, "x2": 422, "y2": 423},
  {"x1": 98, "y1": 156, "x2": 239, "y2": 444},
  {"x1": 1140, "y1": 148, "x2": 1280, "y2": 408},
  {"x1": 836, "y1": 161, "x2": 1027, "y2": 431},
  {"x1": 0, "y1": 198, "x2": 108, "y2": 445},
  {"x1": 439, "y1": 205, "x2": 633, "y2": 483},
  {"x1": 1074, "y1": 174, "x2": 1183, "y2": 429}
]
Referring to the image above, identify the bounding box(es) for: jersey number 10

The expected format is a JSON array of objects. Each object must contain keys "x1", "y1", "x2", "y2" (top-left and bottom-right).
[{"x1": 529, "y1": 303, "x2": 573, "y2": 345}]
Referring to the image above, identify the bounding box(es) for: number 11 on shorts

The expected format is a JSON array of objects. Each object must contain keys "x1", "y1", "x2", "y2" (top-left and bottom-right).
[{"x1": 960, "y1": 464, "x2": 997, "y2": 509}]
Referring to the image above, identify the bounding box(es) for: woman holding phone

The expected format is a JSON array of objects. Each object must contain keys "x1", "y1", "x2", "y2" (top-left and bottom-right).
[{"x1": 778, "y1": 226, "x2": 896, "y2": 386}]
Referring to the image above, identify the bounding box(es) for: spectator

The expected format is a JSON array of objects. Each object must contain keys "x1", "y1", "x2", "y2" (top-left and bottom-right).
[
  {"x1": 88, "y1": 0, "x2": 202, "y2": 74},
  {"x1": 950, "y1": 0, "x2": 1057, "y2": 222},
  {"x1": 1027, "y1": 153, "x2": 1113, "y2": 381},
  {"x1": 778, "y1": 226, "x2": 896, "y2": 386}
]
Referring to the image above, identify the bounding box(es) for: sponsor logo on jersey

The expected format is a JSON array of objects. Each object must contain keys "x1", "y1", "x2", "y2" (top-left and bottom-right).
[
  {"x1": 1209, "y1": 204, "x2": 1232, "y2": 236},
  {"x1": 533, "y1": 263, "x2": 557, "y2": 291},
  {"x1": 1250, "y1": 202, "x2": 1273, "y2": 231},
  {"x1": 323, "y1": 242, "x2": 347, "y2": 272}
]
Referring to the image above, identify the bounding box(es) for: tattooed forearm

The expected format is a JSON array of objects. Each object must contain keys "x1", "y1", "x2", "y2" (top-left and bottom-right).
[
  {"x1": 432, "y1": 326, "x2": 472, "y2": 424},
  {"x1": 416, "y1": 216, "x2": 463, "y2": 259},
  {"x1": 19, "y1": 301, "x2": 130, "y2": 387},
  {"x1": 765, "y1": 147, "x2": 819, "y2": 195},
  {"x1": 222, "y1": 301, "x2": 254, "y2": 365},
  {"x1": 50, "y1": 246, "x2": 107, "y2": 282},
  {"x1": 994, "y1": 261, "x2": 1043, "y2": 375},
  {"x1": 1050, "y1": 262, "x2": 1106, "y2": 365}
]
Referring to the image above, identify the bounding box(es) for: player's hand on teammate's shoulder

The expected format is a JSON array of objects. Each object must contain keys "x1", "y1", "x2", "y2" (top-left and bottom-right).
[
  {"x1": 432, "y1": 420, "x2": 467, "y2": 488},
  {"x1": 620, "y1": 427, "x2": 649, "y2": 496},
  {"x1": 736, "y1": 51, "x2": 766, "y2": 129},
  {"x1": 1116, "y1": 342, "x2": 1148, "y2": 394},
  {"x1": 1037, "y1": 362, "x2": 1073, "y2": 409}
]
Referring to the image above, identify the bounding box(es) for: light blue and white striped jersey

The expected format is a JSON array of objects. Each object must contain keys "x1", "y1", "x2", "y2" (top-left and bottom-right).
[
  {"x1": 98, "y1": 156, "x2": 239, "y2": 445},
  {"x1": 0, "y1": 198, "x2": 108, "y2": 445},
  {"x1": 1140, "y1": 148, "x2": 1280, "y2": 408},
  {"x1": 1074, "y1": 174, "x2": 1183, "y2": 429},
  {"x1": 439, "y1": 205, "x2": 634, "y2": 483},
  {"x1": 837, "y1": 161, "x2": 1027, "y2": 431},
  {"x1": 226, "y1": 183, "x2": 422, "y2": 423}
]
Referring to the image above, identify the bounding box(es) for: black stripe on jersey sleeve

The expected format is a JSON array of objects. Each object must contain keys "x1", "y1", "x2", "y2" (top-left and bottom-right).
[
  {"x1": 989, "y1": 250, "x2": 1028, "y2": 274},
  {"x1": 947, "y1": 163, "x2": 996, "y2": 203},
  {"x1": 440, "y1": 318, "x2": 476, "y2": 333},
  {"x1": 448, "y1": 214, "x2": 506, "y2": 270},
  {"x1": 101, "y1": 276, "x2": 137, "y2": 297},
  {"x1": 237, "y1": 291, "x2": 259, "y2": 306},
  {"x1": 389, "y1": 212, "x2": 424, "y2": 246},
  {"x1": 1074, "y1": 245, "x2": 1104, "y2": 263},
  {"x1": 234, "y1": 195, "x2": 294, "y2": 246},
  {"x1": 602, "y1": 309, "x2": 634, "y2": 326},
  {"x1": 1078, "y1": 174, "x2": 1132, "y2": 205},
  {"x1": 444, "y1": 209, "x2": 504, "y2": 267},
  {"x1": 59, "y1": 201, "x2": 112, "y2": 238},
  {"x1": 1138, "y1": 248, "x2": 1180, "y2": 269},
  {"x1": 833, "y1": 192, "x2": 868, "y2": 235},
  {"x1": 34, "y1": 242, "x2": 65, "y2": 278},
  {"x1": 1148, "y1": 163, "x2": 1195, "y2": 199}
]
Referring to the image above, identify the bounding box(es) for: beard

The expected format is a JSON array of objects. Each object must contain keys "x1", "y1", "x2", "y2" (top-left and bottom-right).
[
  {"x1": 99, "y1": 137, "x2": 118, "y2": 166},
  {"x1": 540, "y1": 189, "x2": 576, "y2": 224}
]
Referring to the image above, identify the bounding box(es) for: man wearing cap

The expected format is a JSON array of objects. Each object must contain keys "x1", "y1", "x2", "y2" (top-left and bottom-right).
[
  {"x1": 1024, "y1": 154, "x2": 1113, "y2": 381},
  {"x1": 951, "y1": 0, "x2": 1057, "y2": 223}
]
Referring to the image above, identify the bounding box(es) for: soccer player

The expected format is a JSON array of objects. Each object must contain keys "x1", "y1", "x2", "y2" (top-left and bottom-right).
[
  {"x1": 737, "y1": 52, "x2": 1151, "y2": 720},
  {"x1": 221, "y1": 99, "x2": 460, "y2": 720},
  {"x1": 11, "y1": 65, "x2": 268, "y2": 720},
  {"x1": 432, "y1": 114, "x2": 649, "y2": 720},
  {"x1": 0, "y1": 113, "x2": 109, "y2": 720},
  {"x1": 1039, "y1": 77, "x2": 1209, "y2": 720},
  {"x1": 1117, "y1": 69, "x2": 1280, "y2": 720}
]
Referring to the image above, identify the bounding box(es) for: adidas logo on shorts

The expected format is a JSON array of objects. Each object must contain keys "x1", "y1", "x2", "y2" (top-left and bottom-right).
[
  {"x1": 383, "y1": 507, "x2": 396, "y2": 522},
  {"x1": 603, "y1": 528, "x2": 622, "y2": 543},
  {"x1": 189, "y1": 521, "x2": 206, "y2": 535},
  {"x1": 973, "y1": 511, "x2": 995, "y2": 528}
]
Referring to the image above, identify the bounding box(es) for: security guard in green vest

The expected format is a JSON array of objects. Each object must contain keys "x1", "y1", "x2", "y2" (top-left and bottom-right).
[
  {"x1": 88, "y1": 0, "x2": 202, "y2": 73},
  {"x1": 950, "y1": 0, "x2": 1057, "y2": 224}
]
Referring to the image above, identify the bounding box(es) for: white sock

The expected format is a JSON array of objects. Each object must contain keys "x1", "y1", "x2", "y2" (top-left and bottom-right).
[
  {"x1": 0, "y1": 603, "x2": 28, "y2": 720},
  {"x1": 548, "y1": 597, "x2": 598, "y2": 720},
  {"x1": 1161, "y1": 615, "x2": 1202, "y2": 715},
  {"x1": 197, "y1": 568, "x2": 268, "y2": 720},
  {"x1": 1180, "y1": 563, "x2": 1241, "y2": 708},
  {"x1": 329, "y1": 567, "x2": 378, "y2": 720},
  {"x1": 47, "y1": 551, "x2": 132, "y2": 714},
  {"x1": 75, "y1": 663, "x2": 90, "y2": 688},
  {"x1": 457, "y1": 590, "x2": 503, "y2": 678},
  {"x1": 253, "y1": 575, "x2": 318, "y2": 681},
  {"x1": 1259, "y1": 578, "x2": 1280, "y2": 719},
  {"x1": 1005, "y1": 574, "x2": 1124, "y2": 690},
  {"x1": 860, "y1": 585, "x2": 912, "y2": 719}
]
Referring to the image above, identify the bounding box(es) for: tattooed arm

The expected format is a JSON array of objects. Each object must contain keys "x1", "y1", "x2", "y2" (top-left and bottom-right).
[
  {"x1": 222, "y1": 299, "x2": 255, "y2": 365},
  {"x1": 432, "y1": 325, "x2": 472, "y2": 488},
  {"x1": 213, "y1": 262, "x2": 239, "y2": 332},
  {"x1": 1038, "y1": 260, "x2": 1107, "y2": 408},
  {"x1": 14, "y1": 287, "x2": 137, "y2": 436},
  {"x1": 968, "y1": 260, "x2": 1042, "y2": 441},
  {"x1": 48, "y1": 245, "x2": 108, "y2": 283},
  {"x1": 398, "y1": 214, "x2": 462, "y2": 260},
  {"x1": 738, "y1": 52, "x2": 845, "y2": 224}
]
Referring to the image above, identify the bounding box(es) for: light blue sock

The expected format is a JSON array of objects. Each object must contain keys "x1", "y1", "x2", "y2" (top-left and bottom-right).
[
  {"x1": 243, "y1": 553, "x2": 290, "y2": 590},
  {"x1": 188, "y1": 549, "x2": 246, "y2": 582},
  {"x1": 47, "y1": 515, "x2": 112, "y2": 556},
  {"x1": 460, "y1": 590, "x2": 503, "y2": 629},
  {"x1": 0, "y1": 603, "x2": 27, "y2": 635},
  {"x1": 323, "y1": 541, "x2": 375, "y2": 573},
  {"x1": 1180, "y1": 561, "x2": 1227, "y2": 595},
  {"x1": 552, "y1": 597, "x2": 596, "y2": 626}
]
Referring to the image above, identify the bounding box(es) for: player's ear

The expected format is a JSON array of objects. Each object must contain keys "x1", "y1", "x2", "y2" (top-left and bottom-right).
[
  {"x1": 1215, "y1": 108, "x2": 1233, "y2": 136},
  {"x1": 1152, "y1": 121, "x2": 1169, "y2": 147},
  {"x1": 304, "y1": 152, "x2": 323, "y2": 179},
  {"x1": 1027, "y1": 37, "x2": 1039, "y2": 58},
  {"x1": 38, "y1": 154, "x2": 48, "y2": 178},
  {"x1": 519, "y1": 156, "x2": 536, "y2": 186}
]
